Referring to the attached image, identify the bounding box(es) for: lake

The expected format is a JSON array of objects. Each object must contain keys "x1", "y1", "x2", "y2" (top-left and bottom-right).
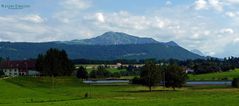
[{"x1": 83, "y1": 80, "x2": 232, "y2": 85}]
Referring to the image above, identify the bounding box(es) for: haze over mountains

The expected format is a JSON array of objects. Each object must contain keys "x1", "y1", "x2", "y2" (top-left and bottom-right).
[
  {"x1": 0, "y1": 32, "x2": 204, "y2": 60},
  {"x1": 191, "y1": 49, "x2": 204, "y2": 56}
]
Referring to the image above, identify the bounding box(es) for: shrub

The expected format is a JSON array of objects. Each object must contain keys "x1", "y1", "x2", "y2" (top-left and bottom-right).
[
  {"x1": 0, "y1": 70, "x2": 4, "y2": 77},
  {"x1": 76, "y1": 66, "x2": 88, "y2": 79},
  {"x1": 232, "y1": 78, "x2": 239, "y2": 88},
  {"x1": 111, "y1": 72, "x2": 121, "y2": 78},
  {"x1": 131, "y1": 77, "x2": 142, "y2": 84}
]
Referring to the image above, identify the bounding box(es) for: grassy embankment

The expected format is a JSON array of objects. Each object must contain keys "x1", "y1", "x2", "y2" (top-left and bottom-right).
[{"x1": 0, "y1": 76, "x2": 239, "y2": 106}]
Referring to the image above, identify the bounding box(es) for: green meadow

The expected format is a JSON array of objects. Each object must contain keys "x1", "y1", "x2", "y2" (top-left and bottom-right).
[
  {"x1": 189, "y1": 69, "x2": 239, "y2": 80},
  {"x1": 1, "y1": 77, "x2": 239, "y2": 106}
]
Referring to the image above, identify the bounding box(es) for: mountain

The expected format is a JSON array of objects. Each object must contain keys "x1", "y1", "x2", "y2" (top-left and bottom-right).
[
  {"x1": 0, "y1": 31, "x2": 204, "y2": 60},
  {"x1": 60, "y1": 31, "x2": 159, "y2": 45},
  {"x1": 0, "y1": 42, "x2": 204, "y2": 60},
  {"x1": 162, "y1": 41, "x2": 179, "y2": 46},
  {"x1": 191, "y1": 49, "x2": 204, "y2": 56}
]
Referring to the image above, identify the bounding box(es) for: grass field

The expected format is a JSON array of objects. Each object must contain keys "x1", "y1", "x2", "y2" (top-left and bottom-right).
[
  {"x1": 1, "y1": 77, "x2": 239, "y2": 106},
  {"x1": 189, "y1": 69, "x2": 239, "y2": 80}
]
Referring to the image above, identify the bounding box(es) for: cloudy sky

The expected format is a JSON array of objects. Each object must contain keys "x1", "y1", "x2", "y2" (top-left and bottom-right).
[{"x1": 0, "y1": 0, "x2": 239, "y2": 57}]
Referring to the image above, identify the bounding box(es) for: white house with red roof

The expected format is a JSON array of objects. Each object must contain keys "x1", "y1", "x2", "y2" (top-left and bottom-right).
[{"x1": 0, "y1": 60, "x2": 39, "y2": 77}]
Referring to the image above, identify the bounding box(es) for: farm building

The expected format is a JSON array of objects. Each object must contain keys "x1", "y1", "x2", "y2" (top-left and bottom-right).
[{"x1": 0, "y1": 60, "x2": 39, "y2": 77}]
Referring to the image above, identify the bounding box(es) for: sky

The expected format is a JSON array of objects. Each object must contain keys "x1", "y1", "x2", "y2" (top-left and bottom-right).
[{"x1": 0, "y1": 0, "x2": 239, "y2": 58}]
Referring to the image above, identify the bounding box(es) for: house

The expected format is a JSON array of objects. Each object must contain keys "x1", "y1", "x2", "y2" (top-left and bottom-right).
[
  {"x1": 0, "y1": 60, "x2": 39, "y2": 77},
  {"x1": 186, "y1": 68, "x2": 195, "y2": 74}
]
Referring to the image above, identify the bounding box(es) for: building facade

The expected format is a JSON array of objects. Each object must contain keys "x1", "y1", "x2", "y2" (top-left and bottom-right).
[{"x1": 0, "y1": 60, "x2": 39, "y2": 77}]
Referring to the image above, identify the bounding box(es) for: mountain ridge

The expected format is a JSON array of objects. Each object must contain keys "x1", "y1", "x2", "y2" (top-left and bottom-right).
[
  {"x1": 0, "y1": 31, "x2": 204, "y2": 60},
  {"x1": 0, "y1": 42, "x2": 204, "y2": 60},
  {"x1": 60, "y1": 31, "x2": 159, "y2": 45}
]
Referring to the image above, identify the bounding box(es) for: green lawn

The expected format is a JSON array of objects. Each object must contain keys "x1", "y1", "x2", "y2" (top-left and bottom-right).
[
  {"x1": 189, "y1": 69, "x2": 239, "y2": 80},
  {"x1": 1, "y1": 77, "x2": 239, "y2": 106},
  {"x1": 106, "y1": 68, "x2": 126, "y2": 73}
]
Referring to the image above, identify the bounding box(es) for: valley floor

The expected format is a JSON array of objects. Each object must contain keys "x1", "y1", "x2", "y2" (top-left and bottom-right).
[{"x1": 0, "y1": 77, "x2": 239, "y2": 106}]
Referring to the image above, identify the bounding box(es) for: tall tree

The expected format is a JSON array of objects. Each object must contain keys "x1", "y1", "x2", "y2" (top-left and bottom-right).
[
  {"x1": 36, "y1": 48, "x2": 74, "y2": 76},
  {"x1": 140, "y1": 61, "x2": 161, "y2": 92},
  {"x1": 164, "y1": 64, "x2": 187, "y2": 90}
]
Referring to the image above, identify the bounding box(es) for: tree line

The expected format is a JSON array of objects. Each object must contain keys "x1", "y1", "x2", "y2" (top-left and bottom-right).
[
  {"x1": 76, "y1": 61, "x2": 187, "y2": 91},
  {"x1": 131, "y1": 61, "x2": 187, "y2": 91},
  {"x1": 73, "y1": 57, "x2": 239, "y2": 74}
]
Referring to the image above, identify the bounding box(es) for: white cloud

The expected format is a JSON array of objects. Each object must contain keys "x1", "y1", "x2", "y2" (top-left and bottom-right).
[
  {"x1": 95, "y1": 13, "x2": 105, "y2": 23},
  {"x1": 195, "y1": 0, "x2": 208, "y2": 10},
  {"x1": 166, "y1": 1, "x2": 172, "y2": 5},
  {"x1": 194, "y1": 0, "x2": 224, "y2": 11},
  {"x1": 220, "y1": 28, "x2": 234, "y2": 34},
  {"x1": 0, "y1": 15, "x2": 60, "y2": 42},
  {"x1": 208, "y1": 0, "x2": 223, "y2": 11},
  {"x1": 61, "y1": 0, "x2": 91, "y2": 10},
  {"x1": 21, "y1": 15, "x2": 45, "y2": 24},
  {"x1": 225, "y1": 0, "x2": 239, "y2": 4},
  {"x1": 233, "y1": 38, "x2": 239, "y2": 43},
  {"x1": 225, "y1": 11, "x2": 236, "y2": 17}
]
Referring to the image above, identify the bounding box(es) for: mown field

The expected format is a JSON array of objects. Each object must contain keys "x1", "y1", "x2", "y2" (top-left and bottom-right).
[
  {"x1": 189, "y1": 69, "x2": 239, "y2": 80},
  {"x1": 0, "y1": 77, "x2": 239, "y2": 106}
]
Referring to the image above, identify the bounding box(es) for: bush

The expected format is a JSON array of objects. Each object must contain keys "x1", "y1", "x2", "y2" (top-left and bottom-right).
[
  {"x1": 89, "y1": 66, "x2": 111, "y2": 78},
  {"x1": 111, "y1": 72, "x2": 121, "y2": 78},
  {"x1": 131, "y1": 77, "x2": 142, "y2": 84},
  {"x1": 76, "y1": 66, "x2": 88, "y2": 79},
  {"x1": 232, "y1": 78, "x2": 239, "y2": 88},
  {"x1": 0, "y1": 70, "x2": 4, "y2": 77}
]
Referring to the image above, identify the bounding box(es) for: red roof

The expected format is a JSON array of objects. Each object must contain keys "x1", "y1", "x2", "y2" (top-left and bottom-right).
[{"x1": 0, "y1": 60, "x2": 36, "y2": 69}]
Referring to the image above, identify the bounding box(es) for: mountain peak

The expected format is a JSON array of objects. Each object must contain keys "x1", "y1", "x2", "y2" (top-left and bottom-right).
[
  {"x1": 74, "y1": 31, "x2": 159, "y2": 45},
  {"x1": 163, "y1": 41, "x2": 179, "y2": 46},
  {"x1": 102, "y1": 31, "x2": 123, "y2": 35},
  {"x1": 61, "y1": 32, "x2": 180, "y2": 47},
  {"x1": 98, "y1": 31, "x2": 137, "y2": 39}
]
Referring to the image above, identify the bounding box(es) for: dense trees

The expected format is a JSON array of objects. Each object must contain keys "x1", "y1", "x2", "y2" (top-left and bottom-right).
[
  {"x1": 164, "y1": 65, "x2": 187, "y2": 90},
  {"x1": 89, "y1": 66, "x2": 111, "y2": 78},
  {"x1": 73, "y1": 56, "x2": 239, "y2": 75},
  {"x1": 131, "y1": 62, "x2": 187, "y2": 91},
  {"x1": 179, "y1": 57, "x2": 239, "y2": 74},
  {"x1": 76, "y1": 66, "x2": 88, "y2": 79},
  {"x1": 140, "y1": 61, "x2": 162, "y2": 91},
  {"x1": 36, "y1": 48, "x2": 74, "y2": 76}
]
